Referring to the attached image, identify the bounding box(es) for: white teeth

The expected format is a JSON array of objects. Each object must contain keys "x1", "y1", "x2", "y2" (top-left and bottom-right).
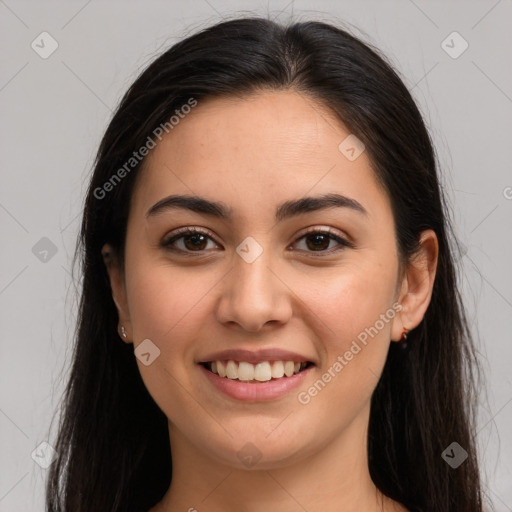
[
  {"x1": 226, "y1": 360, "x2": 238, "y2": 379},
  {"x1": 217, "y1": 360, "x2": 226, "y2": 378},
  {"x1": 254, "y1": 362, "x2": 272, "y2": 381},
  {"x1": 207, "y1": 360, "x2": 308, "y2": 382},
  {"x1": 284, "y1": 361, "x2": 295, "y2": 377},
  {"x1": 271, "y1": 360, "x2": 284, "y2": 379},
  {"x1": 238, "y1": 362, "x2": 254, "y2": 381}
]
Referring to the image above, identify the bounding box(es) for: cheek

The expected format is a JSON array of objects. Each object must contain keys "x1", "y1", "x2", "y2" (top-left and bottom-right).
[
  {"x1": 127, "y1": 265, "x2": 216, "y2": 338},
  {"x1": 306, "y1": 262, "x2": 397, "y2": 399},
  {"x1": 124, "y1": 263, "x2": 215, "y2": 409},
  {"x1": 310, "y1": 260, "x2": 398, "y2": 341}
]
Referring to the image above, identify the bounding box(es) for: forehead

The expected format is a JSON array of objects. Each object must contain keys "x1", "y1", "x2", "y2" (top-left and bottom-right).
[{"x1": 130, "y1": 90, "x2": 389, "y2": 222}]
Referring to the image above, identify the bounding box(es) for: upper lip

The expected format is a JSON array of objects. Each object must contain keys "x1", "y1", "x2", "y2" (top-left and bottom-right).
[{"x1": 197, "y1": 348, "x2": 316, "y2": 365}]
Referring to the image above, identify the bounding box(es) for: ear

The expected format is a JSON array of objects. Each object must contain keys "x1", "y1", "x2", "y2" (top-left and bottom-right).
[
  {"x1": 102, "y1": 243, "x2": 133, "y2": 344},
  {"x1": 391, "y1": 229, "x2": 439, "y2": 342}
]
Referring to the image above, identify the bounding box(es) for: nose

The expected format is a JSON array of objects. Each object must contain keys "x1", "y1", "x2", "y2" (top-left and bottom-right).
[{"x1": 215, "y1": 249, "x2": 293, "y2": 332}]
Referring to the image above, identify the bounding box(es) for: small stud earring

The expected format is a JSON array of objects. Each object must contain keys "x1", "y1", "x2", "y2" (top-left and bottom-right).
[
  {"x1": 399, "y1": 327, "x2": 409, "y2": 350},
  {"x1": 120, "y1": 326, "x2": 127, "y2": 339}
]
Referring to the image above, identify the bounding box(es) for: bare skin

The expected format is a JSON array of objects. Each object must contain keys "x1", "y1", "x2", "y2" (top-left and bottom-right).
[{"x1": 103, "y1": 90, "x2": 437, "y2": 512}]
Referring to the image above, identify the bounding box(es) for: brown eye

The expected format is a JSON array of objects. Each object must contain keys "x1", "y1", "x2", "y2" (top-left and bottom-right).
[
  {"x1": 161, "y1": 228, "x2": 220, "y2": 253},
  {"x1": 182, "y1": 233, "x2": 208, "y2": 251},
  {"x1": 304, "y1": 233, "x2": 331, "y2": 251},
  {"x1": 293, "y1": 229, "x2": 352, "y2": 254}
]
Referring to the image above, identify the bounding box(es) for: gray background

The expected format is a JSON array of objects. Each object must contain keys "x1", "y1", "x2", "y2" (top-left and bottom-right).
[{"x1": 1, "y1": 0, "x2": 511, "y2": 510}]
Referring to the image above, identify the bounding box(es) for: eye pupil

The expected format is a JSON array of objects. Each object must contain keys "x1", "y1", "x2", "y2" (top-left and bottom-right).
[
  {"x1": 306, "y1": 233, "x2": 330, "y2": 251},
  {"x1": 184, "y1": 234, "x2": 207, "y2": 250}
]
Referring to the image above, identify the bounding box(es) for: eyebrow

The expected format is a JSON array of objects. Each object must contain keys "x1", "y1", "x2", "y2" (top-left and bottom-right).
[{"x1": 145, "y1": 193, "x2": 367, "y2": 221}]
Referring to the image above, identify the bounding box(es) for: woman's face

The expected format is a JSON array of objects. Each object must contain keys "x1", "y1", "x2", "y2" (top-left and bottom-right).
[{"x1": 106, "y1": 91, "x2": 417, "y2": 469}]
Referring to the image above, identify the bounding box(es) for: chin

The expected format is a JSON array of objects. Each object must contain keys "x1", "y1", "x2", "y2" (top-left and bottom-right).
[{"x1": 198, "y1": 427, "x2": 317, "y2": 471}]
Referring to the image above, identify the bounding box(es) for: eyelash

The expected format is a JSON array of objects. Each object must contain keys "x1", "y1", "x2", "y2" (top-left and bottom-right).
[{"x1": 160, "y1": 226, "x2": 354, "y2": 256}]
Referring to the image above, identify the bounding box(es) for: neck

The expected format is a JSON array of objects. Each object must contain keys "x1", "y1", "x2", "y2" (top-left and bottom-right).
[{"x1": 151, "y1": 403, "x2": 405, "y2": 512}]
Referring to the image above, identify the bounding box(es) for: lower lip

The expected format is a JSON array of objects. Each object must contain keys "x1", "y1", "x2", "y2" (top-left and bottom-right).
[{"x1": 199, "y1": 364, "x2": 313, "y2": 402}]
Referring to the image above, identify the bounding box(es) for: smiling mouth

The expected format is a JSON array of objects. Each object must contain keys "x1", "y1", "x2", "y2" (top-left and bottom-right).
[{"x1": 200, "y1": 360, "x2": 314, "y2": 383}]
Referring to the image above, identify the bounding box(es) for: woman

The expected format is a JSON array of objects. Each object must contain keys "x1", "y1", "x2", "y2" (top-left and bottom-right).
[{"x1": 46, "y1": 16, "x2": 484, "y2": 512}]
